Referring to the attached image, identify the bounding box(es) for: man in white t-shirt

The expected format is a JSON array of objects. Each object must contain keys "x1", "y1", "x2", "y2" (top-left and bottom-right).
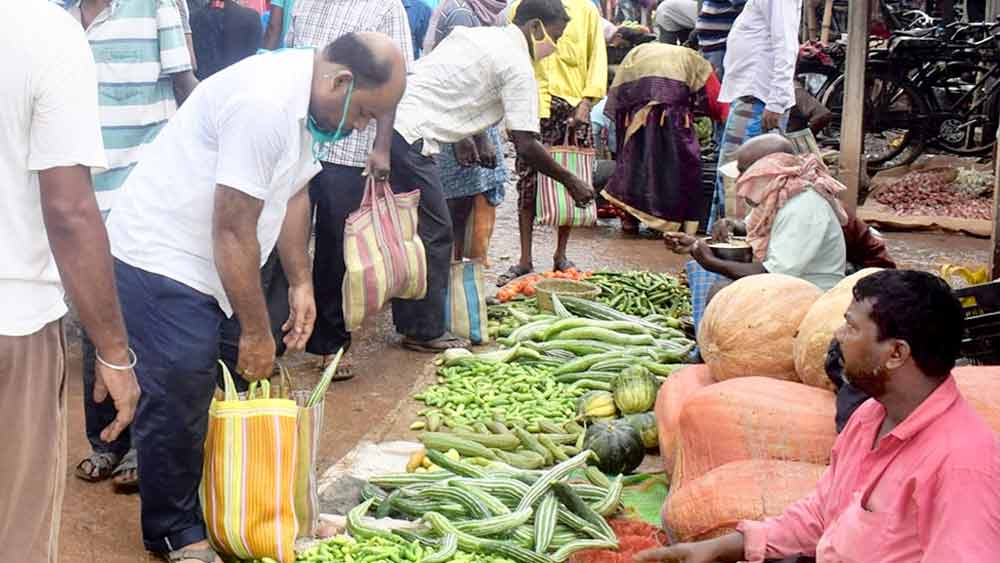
[
  {"x1": 0, "y1": 3, "x2": 140, "y2": 561},
  {"x1": 104, "y1": 34, "x2": 405, "y2": 563}
]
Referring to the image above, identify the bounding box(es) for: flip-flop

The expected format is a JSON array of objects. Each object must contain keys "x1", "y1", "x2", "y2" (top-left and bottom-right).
[
  {"x1": 74, "y1": 451, "x2": 120, "y2": 483},
  {"x1": 167, "y1": 547, "x2": 219, "y2": 563},
  {"x1": 553, "y1": 258, "x2": 577, "y2": 272},
  {"x1": 496, "y1": 264, "x2": 533, "y2": 287},
  {"x1": 402, "y1": 333, "x2": 470, "y2": 353}
]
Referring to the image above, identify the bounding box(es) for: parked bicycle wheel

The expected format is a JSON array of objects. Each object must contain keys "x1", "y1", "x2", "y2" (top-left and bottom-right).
[
  {"x1": 922, "y1": 62, "x2": 999, "y2": 156},
  {"x1": 821, "y1": 71, "x2": 930, "y2": 170}
]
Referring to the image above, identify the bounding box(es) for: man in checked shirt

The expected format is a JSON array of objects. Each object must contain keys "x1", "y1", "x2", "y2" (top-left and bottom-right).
[{"x1": 289, "y1": 0, "x2": 470, "y2": 370}]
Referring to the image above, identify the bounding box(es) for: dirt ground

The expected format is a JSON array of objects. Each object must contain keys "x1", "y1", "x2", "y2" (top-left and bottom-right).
[{"x1": 57, "y1": 191, "x2": 992, "y2": 562}]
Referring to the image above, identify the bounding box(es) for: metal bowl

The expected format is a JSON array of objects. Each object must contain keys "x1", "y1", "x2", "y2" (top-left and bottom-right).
[{"x1": 705, "y1": 237, "x2": 753, "y2": 262}]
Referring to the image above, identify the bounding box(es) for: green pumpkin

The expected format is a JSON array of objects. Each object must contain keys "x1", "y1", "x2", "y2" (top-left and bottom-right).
[
  {"x1": 612, "y1": 366, "x2": 657, "y2": 414},
  {"x1": 624, "y1": 412, "x2": 659, "y2": 449},
  {"x1": 583, "y1": 419, "x2": 645, "y2": 474}
]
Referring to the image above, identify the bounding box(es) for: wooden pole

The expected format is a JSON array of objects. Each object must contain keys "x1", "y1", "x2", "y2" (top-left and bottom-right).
[
  {"x1": 820, "y1": 0, "x2": 835, "y2": 45},
  {"x1": 991, "y1": 136, "x2": 1000, "y2": 280},
  {"x1": 838, "y1": 0, "x2": 871, "y2": 214},
  {"x1": 806, "y1": 0, "x2": 819, "y2": 42}
]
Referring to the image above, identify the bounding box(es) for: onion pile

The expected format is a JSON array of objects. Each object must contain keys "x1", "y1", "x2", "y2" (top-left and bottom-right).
[{"x1": 874, "y1": 169, "x2": 994, "y2": 220}]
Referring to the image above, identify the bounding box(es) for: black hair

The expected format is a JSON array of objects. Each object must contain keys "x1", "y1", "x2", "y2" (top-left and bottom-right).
[
  {"x1": 852, "y1": 270, "x2": 964, "y2": 379},
  {"x1": 512, "y1": 0, "x2": 571, "y2": 26},
  {"x1": 322, "y1": 33, "x2": 392, "y2": 89}
]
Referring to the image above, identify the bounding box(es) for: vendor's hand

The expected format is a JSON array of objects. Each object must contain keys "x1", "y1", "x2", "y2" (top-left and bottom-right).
[
  {"x1": 710, "y1": 218, "x2": 735, "y2": 243},
  {"x1": 476, "y1": 138, "x2": 498, "y2": 169},
  {"x1": 282, "y1": 282, "x2": 316, "y2": 352},
  {"x1": 565, "y1": 176, "x2": 596, "y2": 206},
  {"x1": 568, "y1": 100, "x2": 593, "y2": 128},
  {"x1": 454, "y1": 137, "x2": 480, "y2": 167},
  {"x1": 238, "y1": 329, "x2": 276, "y2": 382},
  {"x1": 634, "y1": 543, "x2": 719, "y2": 563},
  {"x1": 364, "y1": 148, "x2": 391, "y2": 181},
  {"x1": 93, "y1": 348, "x2": 141, "y2": 443},
  {"x1": 663, "y1": 232, "x2": 697, "y2": 254},
  {"x1": 761, "y1": 110, "x2": 782, "y2": 131},
  {"x1": 690, "y1": 238, "x2": 716, "y2": 266}
]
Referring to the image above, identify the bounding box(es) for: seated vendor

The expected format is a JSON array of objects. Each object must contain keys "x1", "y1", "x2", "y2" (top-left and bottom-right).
[
  {"x1": 638, "y1": 269, "x2": 1000, "y2": 563},
  {"x1": 666, "y1": 134, "x2": 847, "y2": 330}
]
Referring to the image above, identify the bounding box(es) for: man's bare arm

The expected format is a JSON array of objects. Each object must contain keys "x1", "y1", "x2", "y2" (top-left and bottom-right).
[
  {"x1": 262, "y1": 5, "x2": 284, "y2": 50},
  {"x1": 39, "y1": 165, "x2": 129, "y2": 362},
  {"x1": 39, "y1": 165, "x2": 139, "y2": 441},
  {"x1": 213, "y1": 185, "x2": 269, "y2": 338},
  {"x1": 276, "y1": 187, "x2": 316, "y2": 351}
]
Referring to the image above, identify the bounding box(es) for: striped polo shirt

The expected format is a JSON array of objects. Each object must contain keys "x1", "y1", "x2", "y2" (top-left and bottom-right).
[
  {"x1": 62, "y1": 0, "x2": 192, "y2": 213},
  {"x1": 695, "y1": 0, "x2": 747, "y2": 52}
]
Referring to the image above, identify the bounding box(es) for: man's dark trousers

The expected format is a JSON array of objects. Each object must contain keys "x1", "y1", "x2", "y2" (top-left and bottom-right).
[
  {"x1": 307, "y1": 131, "x2": 453, "y2": 355},
  {"x1": 114, "y1": 258, "x2": 224, "y2": 553}
]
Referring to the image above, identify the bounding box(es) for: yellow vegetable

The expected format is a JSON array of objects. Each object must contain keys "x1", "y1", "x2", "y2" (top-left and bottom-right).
[{"x1": 406, "y1": 449, "x2": 426, "y2": 473}]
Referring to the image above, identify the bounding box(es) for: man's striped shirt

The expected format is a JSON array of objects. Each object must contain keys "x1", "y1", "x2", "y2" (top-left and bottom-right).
[
  {"x1": 62, "y1": 0, "x2": 192, "y2": 213},
  {"x1": 696, "y1": 0, "x2": 747, "y2": 52}
]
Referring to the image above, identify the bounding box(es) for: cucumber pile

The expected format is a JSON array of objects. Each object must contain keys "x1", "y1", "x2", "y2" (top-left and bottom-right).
[{"x1": 356, "y1": 451, "x2": 621, "y2": 563}]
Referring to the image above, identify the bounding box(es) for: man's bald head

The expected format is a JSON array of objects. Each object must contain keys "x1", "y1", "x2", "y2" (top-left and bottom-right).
[
  {"x1": 736, "y1": 133, "x2": 795, "y2": 174},
  {"x1": 310, "y1": 32, "x2": 406, "y2": 135}
]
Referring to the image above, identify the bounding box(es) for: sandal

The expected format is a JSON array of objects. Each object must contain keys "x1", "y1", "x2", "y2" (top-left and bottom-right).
[
  {"x1": 320, "y1": 355, "x2": 355, "y2": 381},
  {"x1": 553, "y1": 258, "x2": 577, "y2": 273},
  {"x1": 166, "y1": 547, "x2": 219, "y2": 563},
  {"x1": 75, "y1": 451, "x2": 120, "y2": 483},
  {"x1": 111, "y1": 449, "x2": 139, "y2": 495},
  {"x1": 496, "y1": 264, "x2": 533, "y2": 287},
  {"x1": 402, "y1": 332, "x2": 470, "y2": 353}
]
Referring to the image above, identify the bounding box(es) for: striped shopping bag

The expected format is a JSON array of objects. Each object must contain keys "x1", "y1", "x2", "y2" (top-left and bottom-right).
[
  {"x1": 200, "y1": 363, "x2": 299, "y2": 563},
  {"x1": 342, "y1": 177, "x2": 428, "y2": 331},
  {"x1": 444, "y1": 260, "x2": 489, "y2": 344},
  {"x1": 536, "y1": 134, "x2": 597, "y2": 227}
]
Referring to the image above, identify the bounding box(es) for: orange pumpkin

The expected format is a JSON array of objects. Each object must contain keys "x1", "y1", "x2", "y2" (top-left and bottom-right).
[
  {"x1": 954, "y1": 366, "x2": 1000, "y2": 435},
  {"x1": 793, "y1": 268, "x2": 883, "y2": 391},
  {"x1": 698, "y1": 274, "x2": 822, "y2": 381},
  {"x1": 673, "y1": 377, "x2": 836, "y2": 488},
  {"x1": 654, "y1": 364, "x2": 716, "y2": 475},
  {"x1": 664, "y1": 459, "x2": 826, "y2": 542}
]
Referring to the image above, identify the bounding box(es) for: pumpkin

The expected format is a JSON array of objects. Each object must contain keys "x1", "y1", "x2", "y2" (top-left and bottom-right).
[
  {"x1": 663, "y1": 459, "x2": 826, "y2": 542},
  {"x1": 698, "y1": 274, "x2": 822, "y2": 381},
  {"x1": 954, "y1": 366, "x2": 1000, "y2": 435},
  {"x1": 613, "y1": 366, "x2": 658, "y2": 414},
  {"x1": 673, "y1": 377, "x2": 836, "y2": 488},
  {"x1": 794, "y1": 268, "x2": 883, "y2": 391},
  {"x1": 577, "y1": 390, "x2": 617, "y2": 420},
  {"x1": 654, "y1": 364, "x2": 716, "y2": 474},
  {"x1": 584, "y1": 419, "x2": 646, "y2": 474},
  {"x1": 624, "y1": 412, "x2": 659, "y2": 449}
]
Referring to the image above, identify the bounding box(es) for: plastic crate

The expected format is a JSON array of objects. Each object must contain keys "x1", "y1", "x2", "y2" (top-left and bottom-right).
[{"x1": 954, "y1": 280, "x2": 1000, "y2": 365}]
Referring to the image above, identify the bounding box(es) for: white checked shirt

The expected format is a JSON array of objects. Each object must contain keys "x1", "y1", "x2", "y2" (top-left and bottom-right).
[
  {"x1": 719, "y1": 0, "x2": 801, "y2": 113},
  {"x1": 394, "y1": 25, "x2": 540, "y2": 156},
  {"x1": 288, "y1": 0, "x2": 414, "y2": 167}
]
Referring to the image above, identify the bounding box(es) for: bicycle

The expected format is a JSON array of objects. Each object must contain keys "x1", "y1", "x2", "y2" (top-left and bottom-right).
[{"x1": 818, "y1": 20, "x2": 1000, "y2": 170}]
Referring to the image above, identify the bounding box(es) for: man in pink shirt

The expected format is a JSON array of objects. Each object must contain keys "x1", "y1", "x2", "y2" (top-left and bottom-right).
[{"x1": 639, "y1": 269, "x2": 1000, "y2": 563}]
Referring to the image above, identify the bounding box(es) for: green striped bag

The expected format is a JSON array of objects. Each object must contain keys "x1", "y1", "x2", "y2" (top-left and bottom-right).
[
  {"x1": 444, "y1": 260, "x2": 489, "y2": 344},
  {"x1": 536, "y1": 138, "x2": 597, "y2": 227}
]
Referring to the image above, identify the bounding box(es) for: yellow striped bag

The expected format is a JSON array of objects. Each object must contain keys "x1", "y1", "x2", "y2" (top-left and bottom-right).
[
  {"x1": 200, "y1": 363, "x2": 299, "y2": 563},
  {"x1": 342, "y1": 177, "x2": 428, "y2": 332},
  {"x1": 536, "y1": 135, "x2": 597, "y2": 227},
  {"x1": 445, "y1": 260, "x2": 489, "y2": 345}
]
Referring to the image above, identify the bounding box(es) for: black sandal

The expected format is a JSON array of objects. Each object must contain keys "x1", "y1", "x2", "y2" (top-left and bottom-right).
[
  {"x1": 402, "y1": 333, "x2": 470, "y2": 353},
  {"x1": 496, "y1": 264, "x2": 533, "y2": 287},
  {"x1": 74, "y1": 451, "x2": 120, "y2": 483},
  {"x1": 553, "y1": 258, "x2": 577, "y2": 272}
]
